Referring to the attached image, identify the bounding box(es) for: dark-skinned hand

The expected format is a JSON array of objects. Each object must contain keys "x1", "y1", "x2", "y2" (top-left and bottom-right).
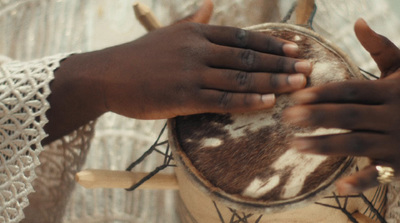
[
  {"x1": 283, "y1": 18, "x2": 400, "y2": 195},
  {"x1": 44, "y1": 0, "x2": 312, "y2": 144}
]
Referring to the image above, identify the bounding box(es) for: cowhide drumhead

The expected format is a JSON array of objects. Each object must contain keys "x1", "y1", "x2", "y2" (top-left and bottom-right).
[{"x1": 168, "y1": 23, "x2": 366, "y2": 213}]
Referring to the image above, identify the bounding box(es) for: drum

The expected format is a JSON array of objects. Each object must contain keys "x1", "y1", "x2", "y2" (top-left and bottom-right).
[{"x1": 168, "y1": 23, "x2": 387, "y2": 223}]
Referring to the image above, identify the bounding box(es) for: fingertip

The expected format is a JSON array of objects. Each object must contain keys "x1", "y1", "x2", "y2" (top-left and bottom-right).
[
  {"x1": 354, "y1": 18, "x2": 382, "y2": 50},
  {"x1": 291, "y1": 137, "x2": 313, "y2": 152},
  {"x1": 195, "y1": 0, "x2": 214, "y2": 24},
  {"x1": 288, "y1": 73, "x2": 307, "y2": 89},
  {"x1": 290, "y1": 90, "x2": 317, "y2": 104},
  {"x1": 283, "y1": 43, "x2": 299, "y2": 57},
  {"x1": 354, "y1": 18, "x2": 372, "y2": 36},
  {"x1": 354, "y1": 18, "x2": 368, "y2": 30},
  {"x1": 282, "y1": 106, "x2": 310, "y2": 125},
  {"x1": 294, "y1": 61, "x2": 312, "y2": 75},
  {"x1": 261, "y1": 93, "x2": 276, "y2": 106},
  {"x1": 177, "y1": 0, "x2": 214, "y2": 24},
  {"x1": 336, "y1": 178, "x2": 359, "y2": 195},
  {"x1": 336, "y1": 165, "x2": 381, "y2": 195},
  {"x1": 225, "y1": 93, "x2": 276, "y2": 113},
  {"x1": 239, "y1": 93, "x2": 276, "y2": 111}
]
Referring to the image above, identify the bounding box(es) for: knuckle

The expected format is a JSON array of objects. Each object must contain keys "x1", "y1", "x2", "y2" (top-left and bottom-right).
[
  {"x1": 308, "y1": 109, "x2": 324, "y2": 125},
  {"x1": 235, "y1": 29, "x2": 249, "y2": 47},
  {"x1": 387, "y1": 83, "x2": 400, "y2": 99},
  {"x1": 342, "y1": 85, "x2": 359, "y2": 100},
  {"x1": 174, "y1": 82, "x2": 198, "y2": 105},
  {"x1": 288, "y1": 59, "x2": 297, "y2": 73},
  {"x1": 318, "y1": 143, "x2": 331, "y2": 154},
  {"x1": 268, "y1": 74, "x2": 279, "y2": 90},
  {"x1": 265, "y1": 36, "x2": 278, "y2": 53},
  {"x1": 314, "y1": 136, "x2": 331, "y2": 154},
  {"x1": 265, "y1": 36, "x2": 285, "y2": 54},
  {"x1": 348, "y1": 135, "x2": 364, "y2": 153},
  {"x1": 235, "y1": 71, "x2": 253, "y2": 91},
  {"x1": 175, "y1": 23, "x2": 200, "y2": 39},
  {"x1": 183, "y1": 22, "x2": 203, "y2": 33},
  {"x1": 339, "y1": 108, "x2": 359, "y2": 127},
  {"x1": 174, "y1": 85, "x2": 189, "y2": 104},
  {"x1": 243, "y1": 95, "x2": 251, "y2": 106},
  {"x1": 276, "y1": 57, "x2": 286, "y2": 72},
  {"x1": 243, "y1": 94, "x2": 259, "y2": 106},
  {"x1": 218, "y1": 92, "x2": 233, "y2": 111},
  {"x1": 371, "y1": 34, "x2": 393, "y2": 56},
  {"x1": 380, "y1": 35, "x2": 392, "y2": 47},
  {"x1": 240, "y1": 49, "x2": 257, "y2": 69},
  {"x1": 179, "y1": 44, "x2": 209, "y2": 65}
]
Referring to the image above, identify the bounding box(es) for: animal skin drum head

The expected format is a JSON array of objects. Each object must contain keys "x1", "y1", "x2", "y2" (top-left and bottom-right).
[{"x1": 168, "y1": 23, "x2": 365, "y2": 213}]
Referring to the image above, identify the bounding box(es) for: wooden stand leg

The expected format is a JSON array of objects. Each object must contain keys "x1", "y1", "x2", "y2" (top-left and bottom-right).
[{"x1": 75, "y1": 169, "x2": 179, "y2": 190}]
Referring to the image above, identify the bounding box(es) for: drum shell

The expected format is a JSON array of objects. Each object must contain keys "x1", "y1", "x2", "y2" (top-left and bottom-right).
[
  {"x1": 168, "y1": 23, "x2": 381, "y2": 221},
  {"x1": 173, "y1": 159, "x2": 380, "y2": 223}
]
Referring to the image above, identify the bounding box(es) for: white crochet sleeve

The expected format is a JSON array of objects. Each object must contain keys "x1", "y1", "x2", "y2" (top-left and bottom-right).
[{"x1": 0, "y1": 54, "x2": 69, "y2": 223}]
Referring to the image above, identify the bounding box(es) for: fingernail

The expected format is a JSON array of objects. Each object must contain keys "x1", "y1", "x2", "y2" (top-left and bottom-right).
[
  {"x1": 261, "y1": 94, "x2": 275, "y2": 105},
  {"x1": 291, "y1": 91, "x2": 317, "y2": 104},
  {"x1": 288, "y1": 74, "x2": 306, "y2": 88},
  {"x1": 292, "y1": 138, "x2": 312, "y2": 151},
  {"x1": 295, "y1": 61, "x2": 312, "y2": 75},
  {"x1": 283, "y1": 43, "x2": 299, "y2": 56},
  {"x1": 283, "y1": 107, "x2": 310, "y2": 124}
]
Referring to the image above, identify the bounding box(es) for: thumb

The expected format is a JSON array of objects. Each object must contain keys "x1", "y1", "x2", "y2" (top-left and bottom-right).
[
  {"x1": 173, "y1": 0, "x2": 214, "y2": 25},
  {"x1": 354, "y1": 18, "x2": 400, "y2": 78}
]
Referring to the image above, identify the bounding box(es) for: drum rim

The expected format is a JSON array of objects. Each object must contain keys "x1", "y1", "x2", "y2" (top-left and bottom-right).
[
  {"x1": 246, "y1": 23, "x2": 362, "y2": 77},
  {"x1": 169, "y1": 23, "x2": 362, "y2": 213}
]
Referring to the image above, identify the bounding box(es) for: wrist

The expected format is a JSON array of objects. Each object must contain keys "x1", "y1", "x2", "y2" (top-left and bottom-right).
[{"x1": 44, "y1": 51, "x2": 110, "y2": 143}]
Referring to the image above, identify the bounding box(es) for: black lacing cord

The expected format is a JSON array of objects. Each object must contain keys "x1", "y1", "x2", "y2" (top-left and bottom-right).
[{"x1": 125, "y1": 122, "x2": 175, "y2": 191}]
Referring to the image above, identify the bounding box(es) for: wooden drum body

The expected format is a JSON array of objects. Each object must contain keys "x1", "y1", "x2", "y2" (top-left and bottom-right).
[{"x1": 168, "y1": 23, "x2": 385, "y2": 223}]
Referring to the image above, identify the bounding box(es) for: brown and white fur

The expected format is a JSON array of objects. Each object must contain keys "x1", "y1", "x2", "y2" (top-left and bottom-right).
[{"x1": 169, "y1": 24, "x2": 384, "y2": 222}]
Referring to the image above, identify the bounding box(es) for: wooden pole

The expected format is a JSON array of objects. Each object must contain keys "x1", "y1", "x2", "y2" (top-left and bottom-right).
[
  {"x1": 133, "y1": 2, "x2": 162, "y2": 31},
  {"x1": 76, "y1": 169, "x2": 179, "y2": 190},
  {"x1": 296, "y1": 0, "x2": 315, "y2": 25}
]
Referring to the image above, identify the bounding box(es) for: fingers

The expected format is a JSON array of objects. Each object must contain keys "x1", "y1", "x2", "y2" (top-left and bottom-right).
[
  {"x1": 207, "y1": 44, "x2": 312, "y2": 74},
  {"x1": 290, "y1": 80, "x2": 386, "y2": 105},
  {"x1": 336, "y1": 165, "x2": 380, "y2": 195},
  {"x1": 196, "y1": 89, "x2": 276, "y2": 113},
  {"x1": 201, "y1": 25, "x2": 300, "y2": 57},
  {"x1": 291, "y1": 132, "x2": 392, "y2": 159},
  {"x1": 202, "y1": 69, "x2": 307, "y2": 94},
  {"x1": 355, "y1": 18, "x2": 400, "y2": 77},
  {"x1": 173, "y1": 0, "x2": 214, "y2": 24},
  {"x1": 283, "y1": 104, "x2": 389, "y2": 132}
]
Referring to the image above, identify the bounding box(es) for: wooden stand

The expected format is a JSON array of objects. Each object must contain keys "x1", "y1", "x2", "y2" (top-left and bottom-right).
[
  {"x1": 296, "y1": 0, "x2": 315, "y2": 25},
  {"x1": 133, "y1": 2, "x2": 162, "y2": 31},
  {"x1": 76, "y1": 169, "x2": 178, "y2": 190}
]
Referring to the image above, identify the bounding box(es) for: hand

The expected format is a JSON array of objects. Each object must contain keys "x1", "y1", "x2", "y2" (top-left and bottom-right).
[
  {"x1": 101, "y1": 23, "x2": 311, "y2": 119},
  {"x1": 98, "y1": 0, "x2": 311, "y2": 119},
  {"x1": 283, "y1": 18, "x2": 400, "y2": 195}
]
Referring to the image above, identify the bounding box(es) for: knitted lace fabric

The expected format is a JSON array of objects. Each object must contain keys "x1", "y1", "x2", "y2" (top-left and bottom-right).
[
  {"x1": 21, "y1": 122, "x2": 95, "y2": 223},
  {"x1": 0, "y1": 54, "x2": 69, "y2": 223}
]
